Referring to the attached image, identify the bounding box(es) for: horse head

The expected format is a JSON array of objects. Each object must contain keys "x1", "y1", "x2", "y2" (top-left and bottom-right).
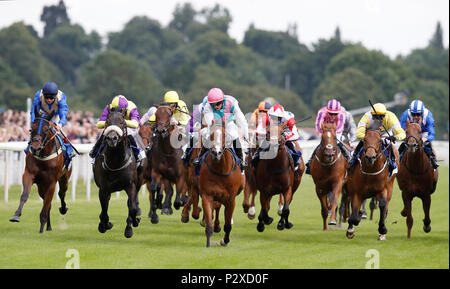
[
  {"x1": 209, "y1": 120, "x2": 227, "y2": 162},
  {"x1": 405, "y1": 118, "x2": 422, "y2": 153},
  {"x1": 138, "y1": 122, "x2": 153, "y2": 147},
  {"x1": 363, "y1": 119, "x2": 383, "y2": 167},
  {"x1": 320, "y1": 121, "x2": 337, "y2": 163},
  {"x1": 29, "y1": 107, "x2": 55, "y2": 157},
  {"x1": 153, "y1": 104, "x2": 173, "y2": 138},
  {"x1": 104, "y1": 106, "x2": 127, "y2": 148},
  {"x1": 265, "y1": 117, "x2": 286, "y2": 150}
]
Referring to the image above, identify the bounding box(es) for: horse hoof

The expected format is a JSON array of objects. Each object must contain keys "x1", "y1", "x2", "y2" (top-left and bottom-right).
[
  {"x1": 174, "y1": 200, "x2": 182, "y2": 210},
  {"x1": 214, "y1": 225, "x2": 221, "y2": 233},
  {"x1": 248, "y1": 213, "x2": 255, "y2": 220},
  {"x1": 257, "y1": 223, "x2": 265, "y2": 232},
  {"x1": 161, "y1": 208, "x2": 173, "y2": 215},
  {"x1": 124, "y1": 227, "x2": 133, "y2": 238},
  {"x1": 264, "y1": 217, "x2": 273, "y2": 225},
  {"x1": 277, "y1": 205, "x2": 283, "y2": 216},
  {"x1": 9, "y1": 216, "x2": 20, "y2": 222},
  {"x1": 346, "y1": 229, "x2": 355, "y2": 239},
  {"x1": 133, "y1": 217, "x2": 140, "y2": 227},
  {"x1": 423, "y1": 225, "x2": 431, "y2": 233},
  {"x1": 150, "y1": 215, "x2": 159, "y2": 224},
  {"x1": 285, "y1": 222, "x2": 293, "y2": 229},
  {"x1": 328, "y1": 219, "x2": 337, "y2": 226},
  {"x1": 277, "y1": 222, "x2": 285, "y2": 231},
  {"x1": 200, "y1": 219, "x2": 205, "y2": 227},
  {"x1": 378, "y1": 234, "x2": 386, "y2": 241},
  {"x1": 98, "y1": 222, "x2": 112, "y2": 233},
  {"x1": 181, "y1": 215, "x2": 189, "y2": 223},
  {"x1": 220, "y1": 239, "x2": 228, "y2": 247},
  {"x1": 59, "y1": 207, "x2": 68, "y2": 215}
]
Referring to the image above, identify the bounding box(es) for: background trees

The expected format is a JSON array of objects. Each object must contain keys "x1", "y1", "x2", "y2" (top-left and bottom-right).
[{"x1": 0, "y1": 1, "x2": 448, "y2": 139}]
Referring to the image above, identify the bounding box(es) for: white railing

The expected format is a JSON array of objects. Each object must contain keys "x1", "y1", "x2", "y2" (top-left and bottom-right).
[{"x1": 1, "y1": 140, "x2": 448, "y2": 204}]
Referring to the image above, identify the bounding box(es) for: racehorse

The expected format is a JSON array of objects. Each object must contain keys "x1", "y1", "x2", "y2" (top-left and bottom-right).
[
  {"x1": 242, "y1": 147, "x2": 258, "y2": 219},
  {"x1": 198, "y1": 121, "x2": 244, "y2": 247},
  {"x1": 345, "y1": 119, "x2": 398, "y2": 240},
  {"x1": 93, "y1": 106, "x2": 142, "y2": 238},
  {"x1": 148, "y1": 104, "x2": 188, "y2": 223},
  {"x1": 310, "y1": 121, "x2": 347, "y2": 230},
  {"x1": 254, "y1": 122, "x2": 304, "y2": 233},
  {"x1": 397, "y1": 118, "x2": 438, "y2": 238},
  {"x1": 138, "y1": 121, "x2": 172, "y2": 224},
  {"x1": 10, "y1": 109, "x2": 72, "y2": 233}
]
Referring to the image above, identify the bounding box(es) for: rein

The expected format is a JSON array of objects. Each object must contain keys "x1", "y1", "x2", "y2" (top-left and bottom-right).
[
  {"x1": 30, "y1": 117, "x2": 61, "y2": 160},
  {"x1": 402, "y1": 123, "x2": 430, "y2": 175}
]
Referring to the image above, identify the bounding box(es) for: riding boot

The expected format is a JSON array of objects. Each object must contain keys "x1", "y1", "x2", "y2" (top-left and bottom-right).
[
  {"x1": 251, "y1": 148, "x2": 261, "y2": 168},
  {"x1": 305, "y1": 145, "x2": 319, "y2": 175},
  {"x1": 233, "y1": 139, "x2": 247, "y2": 170},
  {"x1": 128, "y1": 135, "x2": 146, "y2": 163},
  {"x1": 193, "y1": 147, "x2": 207, "y2": 168},
  {"x1": 89, "y1": 134, "x2": 104, "y2": 158},
  {"x1": 348, "y1": 140, "x2": 363, "y2": 172},
  {"x1": 424, "y1": 142, "x2": 439, "y2": 169},
  {"x1": 389, "y1": 147, "x2": 398, "y2": 176}
]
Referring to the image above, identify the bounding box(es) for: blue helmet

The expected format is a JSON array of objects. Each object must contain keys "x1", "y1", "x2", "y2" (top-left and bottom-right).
[
  {"x1": 409, "y1": 99, "x2": 424, "y2": 114},
  {"x1": 42, "y1": 82, "x2": 58, "y2": 95}
]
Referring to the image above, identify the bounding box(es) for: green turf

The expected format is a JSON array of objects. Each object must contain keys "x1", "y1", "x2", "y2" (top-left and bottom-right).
[{"x1": 0, "y1": 167, "x2": 448, "y2": 269}]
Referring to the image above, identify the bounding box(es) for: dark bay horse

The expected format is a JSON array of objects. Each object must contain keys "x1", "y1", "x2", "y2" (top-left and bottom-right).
[
  {"x1": 138, "y1": 121, "x2": 172, "y2": 224},
  {"x1": 198, "y1": 121, "x2": 244, "y2": 247},
  {"x1": 10, "y1": 110, "x2": 72, "y2": 233},
  {"x1": 254, "y1": 122, "x2": 303, "y2": 233},
  {"x1": 397, "y1": 118, "x2": 438, "y2": 238},
  {"x1": 148, "y1": 105, "x2": 188, "y2": 222},
  {"x1": 345, "y1": 119, "x2": 398, "y2": 240},
  {"x1": 310, "y1": 121, "x2": 347, "y2": 230},
  {"x1": 93, "y1": 106, "x2": 141, "y2": 238}
]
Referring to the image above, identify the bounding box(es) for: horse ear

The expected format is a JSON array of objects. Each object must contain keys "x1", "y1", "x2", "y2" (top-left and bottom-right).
[
  {"x1": 153, "y1": 104, "x2": 159, "y2": 108},
  {"x1": 406, "y1": 118, "x2": 410, "y2": 125}
]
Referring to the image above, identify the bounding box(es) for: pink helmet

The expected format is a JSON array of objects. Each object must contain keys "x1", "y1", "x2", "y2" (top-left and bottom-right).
[
  {"x1": 326, "y1": 99, "x2": 341, "y2": 113},
  {"x1": 268, "y1": 104, "x2": 285, "y2": 118},
  {"x1": 207, "y1": 88, "x2": 225, "y2": 103}
]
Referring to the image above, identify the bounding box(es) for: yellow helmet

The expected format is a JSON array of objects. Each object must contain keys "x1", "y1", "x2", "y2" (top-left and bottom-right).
[
  {"x1": 371, "y1": 103, "x2": 387, "y2": 116},
  {"x1": 164, "y1": 91, "x2": 179, "y2": 104}
]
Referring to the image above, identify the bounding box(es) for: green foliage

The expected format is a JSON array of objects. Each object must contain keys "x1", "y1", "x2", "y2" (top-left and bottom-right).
[{"x1": 40, "y1": 0, "x2": 70, "y2": 36}]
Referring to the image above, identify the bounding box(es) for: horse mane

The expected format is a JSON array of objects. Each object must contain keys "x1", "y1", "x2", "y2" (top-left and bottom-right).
[{"x1": 367, "y1": 118, "x2": 382, "y2": 131}]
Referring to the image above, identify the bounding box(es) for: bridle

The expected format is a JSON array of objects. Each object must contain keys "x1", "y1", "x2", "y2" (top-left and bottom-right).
[
  {"x1": 316, "y1": 128, "x2": 340, "y2": 167},
  {"x1": 29, "y1": 117, "x2": 60, "y2": 159}
]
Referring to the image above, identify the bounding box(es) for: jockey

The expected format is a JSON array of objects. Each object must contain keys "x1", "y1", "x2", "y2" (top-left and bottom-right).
[
  {"x1": 181, "y1": 96, "x2": 209, "y2": 163},
  {"x1": 251, "y1": 103, "x2": 303, "y2": 174},
  {"x1": 399, "y1": 99, "x2": 438, "y2": 169},
  {"x1": 28, "y1": 82, "x2": 75, "y2": 166},
  {"x1": 305, "y1": 99, "x2": 349, "y2": 175},
  {"x1": 348, "y1": 103, "x2": 406, "y2": 175},
  {"x1": 341, "y1": 105, "x2": 357, "y2": 145},
  {"x1": 89, "y1": 95, "x2": 146, "y2": 165},
  {"x1": 193, "y1": 88, "x2": 249, "y2": 172},
  {"x1": 162, "y1": 90, "x2": 191, "y2": 127},
  {"x1": 249, "y1": 101, "x2": 272, "y2": 145}
]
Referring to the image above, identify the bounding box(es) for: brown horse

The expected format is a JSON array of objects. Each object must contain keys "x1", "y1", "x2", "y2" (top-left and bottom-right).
[
  {"x1": 345, "y1": 119, "x2": 398, "y2": 240},
  {"x1": 310, "y1": 121, "x2": 347, "y2": 230},
  {"x1": 242, "y1": 146, "x2": 258, "y2": 219},
  {"x1": 254, "y1": 122, "x2": 304, "y2": 232},
  {"x1": 148, "y1": 105, "x2": 188, "y2": 223},
  {"x1": 93, "y1": 106, "x2": 142, "y2": 238},
  {"x1": 138, "y1": 121, "x2": 173, "y2": 224},
  {"x1": 198, "y1": 121, "x2": 244, "y2": 247},
  {"x1": 10, "y1": 110, "x2": 72, "y2": 233},
  {"x1": 181, "y1": 144, "x2": 202, "y2": 223},
  {"x1": 397, "y1": 118, "x2": 438, "y2": 238}
]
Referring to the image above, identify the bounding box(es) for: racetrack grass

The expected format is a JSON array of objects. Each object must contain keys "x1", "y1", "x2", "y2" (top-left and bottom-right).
[{"x1": 0, "y1": 167, "x2": 448, "y2": 269}]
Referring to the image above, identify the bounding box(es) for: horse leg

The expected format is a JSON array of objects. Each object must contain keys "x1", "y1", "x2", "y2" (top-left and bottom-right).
[
  {"x1": 346, "y1": 193, "x2": 362, "y2": 239},
  {"x1": 181, "y1": 192, "x2": 192, "y2": 223},
  {"x1": 421, "y1": 194, "x2": 432, "y2": 234},
  {"x1": 148, "y1": 181, "x2": 160, "y2": 224},
  {"x1": 277, "y1": 194, "x2": 284, "y2": 216},
  {"x1": 377, "y1": 192, "x2": 388, "y2": 241},
  {"x1": 124, "y1": 185, "x2": 139, "y2": 238},
  {"x1": 248, "y1": 189, "x2": 257, "y2": 220},
  {"x1": 161, "y1": 183, "x2": 174, "y2": 215},
  {"x1": 221, "y1": 199, "x2": 235, "y2": 246},
  {"x1": 214, "y1": 203, "x2": 221, "y2": 233},
  {"x1": 278, "y1": 187, "x2": 294, "y2": 230},
  {"x1": 401, "y1": 191, "x2": 413, "y2": 238},
  {"x1": 173, "y1": 178, "x2": 186, "y2": 210},
  {"x1": 201, "y1": 195, "x2": 214, "y2": 247},
  {"x1": 242, "y1": 178, "x2": 251, "y2": 214},
  {"x1": 318, "y1": 190, "x2": 329, "y2": 231},
  {"x1": 10, "y1": 172, "x2": 33, "y2": 222},
  {"x1": 329, "y1": 181, "x2": 343, "y2": 226},
  {"x1": 257, "y1": 193, "x2": 272, "y2": 232},
  {"x1": 57, "y1": 175, "x2": 69, "y2": 215},
  {"x1": 98, "y1": 190, "x2": 113, "y2": 233},
  {"x1": 39, "y1": 182, "x2": 56, "y2": 233},
  {"x1": 369, "y1": 197, "x2": 377, "y2": 220}
]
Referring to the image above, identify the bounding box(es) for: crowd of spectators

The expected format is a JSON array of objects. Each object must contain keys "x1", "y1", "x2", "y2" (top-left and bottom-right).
[{"x1": 0, "y1": 109, "x2": 101, "y2": 143}]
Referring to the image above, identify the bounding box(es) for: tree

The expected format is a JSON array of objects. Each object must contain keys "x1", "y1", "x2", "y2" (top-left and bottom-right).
[
  {"x1": 333, "y1": 26, "x2": 341, "y2": 42},
  {"x1": 199, "y1": 4, "x2": 232, "y2": 34},
  {"x1": 169, "y1": 3, "x2": 197, "y2": 37},
  {"x1": 80, "y1": 50, "x2": 164, "y2": 112},
  {"x1": 40, "y1": 0, "x2": 70, "y2": 36},
  {"x1": 429, "y1": 21, "x2": 444, "y2": 50}
]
